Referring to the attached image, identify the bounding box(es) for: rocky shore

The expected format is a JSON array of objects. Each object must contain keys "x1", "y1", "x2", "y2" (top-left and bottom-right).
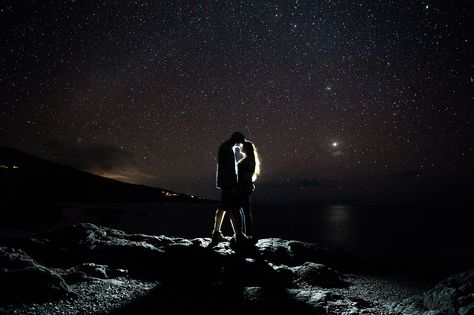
[{"x1": 0, "y1": 223, "x2": 472, "y2": 314}]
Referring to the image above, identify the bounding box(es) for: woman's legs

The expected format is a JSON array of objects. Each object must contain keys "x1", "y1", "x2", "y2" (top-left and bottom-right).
[
  {"x1": 228, "y1": 207, "x2": 246, "y2": 240},
  {"x1": 240, "y1": 192, "x2": 253, "y2": 237}
]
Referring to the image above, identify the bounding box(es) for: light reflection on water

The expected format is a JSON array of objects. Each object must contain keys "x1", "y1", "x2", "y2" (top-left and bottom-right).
[{"x1": 318, "y1": 205, "x2": 354, "y2": 248}]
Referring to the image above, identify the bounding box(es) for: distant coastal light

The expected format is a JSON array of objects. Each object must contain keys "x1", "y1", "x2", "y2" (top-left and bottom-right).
[
  {"x1": 162, "y1": 191, "x2": 179, "y2": 197},
  {"x1": 332, "y1": 142, "x2": 338, "y2": 147},
  {"x1": 0, "y1": 164, "x2": 20, "y2": 169}
]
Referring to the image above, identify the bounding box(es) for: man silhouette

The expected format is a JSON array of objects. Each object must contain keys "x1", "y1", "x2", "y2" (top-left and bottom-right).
[{"x1": 211, "y1": 131, "x2": 247, "y2": 244}]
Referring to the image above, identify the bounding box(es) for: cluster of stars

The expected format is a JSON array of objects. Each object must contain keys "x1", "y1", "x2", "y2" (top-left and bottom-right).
[{"x1": 1, "y1": 1, "x2": 472, "y2": 203}]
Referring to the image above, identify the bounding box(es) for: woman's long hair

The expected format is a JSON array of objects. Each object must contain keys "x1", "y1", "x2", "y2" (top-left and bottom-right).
[{"x1": 243, "y1": 141, "x2": 261, "y2": 182}]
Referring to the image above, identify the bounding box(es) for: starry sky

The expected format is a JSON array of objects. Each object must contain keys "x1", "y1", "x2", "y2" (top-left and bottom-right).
[{"x1": 1, "y1": 1, "x2": 473, "y2": 205}]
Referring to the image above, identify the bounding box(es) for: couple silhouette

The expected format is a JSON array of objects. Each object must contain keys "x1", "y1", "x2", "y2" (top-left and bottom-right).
[{"x1": 211, "y1": 132, "x2": 260, "y2": 246}]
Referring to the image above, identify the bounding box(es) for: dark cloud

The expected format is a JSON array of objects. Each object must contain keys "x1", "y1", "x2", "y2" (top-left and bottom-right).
[
  {"x1": 44, "y1": 142, "x2": 133, "y2": 170},
  {"x1": 43, "y1": 142, "x2": 154, "y2": 184}
]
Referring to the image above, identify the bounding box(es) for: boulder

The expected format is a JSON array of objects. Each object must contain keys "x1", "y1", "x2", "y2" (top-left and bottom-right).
[
  {"x1": 242, "y1": 286, "x2": 377, "y2": 315},
  {"x1": 0, "y1": 223, "x2": 374, "y2": 312},
  {"x1": 59, "y1": 262, "x2": 128, "y2": 284},
  {"x1": 2, "y1": 224, "x2": 356, "y2": 284},
  {"x1": 288, "y1": 288, "x2": 375, "y2": 314},
  {"x1": 0, "y1": 246, "x2": 72, "y2": 302},
  {"x1": 256, "y1": 238, "x2": 358, "y2": 271},
  {"x1": 391, "y1": 268, "x2": 474, "y2": 315},
  {"x1": 290, "y1": 262, "x2": 347, "y2": 288}
]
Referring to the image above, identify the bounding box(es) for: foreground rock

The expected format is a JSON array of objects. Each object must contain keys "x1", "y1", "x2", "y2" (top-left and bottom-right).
[
  {"x1": 390, "y1": 268, "x2": 474, "y2": 315},
  {"x1": 1, "y1": 223, "x2": 356, "y2": 283},
  {"x1": 0, "y1": 246, "x2": 72, "y2": 302},
  {"x1": 0, "y1": 223, "x2": 421, "y2": 313}
]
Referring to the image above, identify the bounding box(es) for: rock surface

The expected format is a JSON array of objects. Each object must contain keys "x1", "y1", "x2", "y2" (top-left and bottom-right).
[
  {"x1": 0, "y1": 223, "x2": 470, "y2": 314},
  {"x1": 1, "y1": 223, "x2": 356, "y2": 285},
  {"x1": 0, "y1": 246, "x2": 72, "y2": 302},
  {"x1": 390, "y1": 268, "x2": 474, "y2": 315}
]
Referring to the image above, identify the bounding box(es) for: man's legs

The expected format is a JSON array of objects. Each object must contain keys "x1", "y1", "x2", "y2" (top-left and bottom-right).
[{"x1": 211, "y1": 208, "x2": 227, "y2": 243}]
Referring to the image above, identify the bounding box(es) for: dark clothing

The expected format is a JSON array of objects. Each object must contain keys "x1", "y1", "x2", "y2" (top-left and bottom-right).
[
  {"x1": 237, "y1": 156, "x2": 255, "y2": 192},
  {"x1": 219, "y1": 189, "x2": 240, "y2": 210},
  {"x1": 216, "y1": 140, "x2": 238, "y2": 190},
  {"x1": 237, "y1": 155, "x2": 256, "y2": 236},
  {"x1": 216, "y1": 139, "x2": 239, "y2": 211},
  {"x1": 238, "y1": 190, "x2": 253, "y2": 236}
]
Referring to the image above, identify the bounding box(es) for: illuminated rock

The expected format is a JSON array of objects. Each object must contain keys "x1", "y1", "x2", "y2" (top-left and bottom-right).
[
  {"x1": 0, "y1": 247, "x2": 72, "y2": 302},
  {"x1": 0, "y1": 223, "x2": 379, "y2": 313},
  {"x1": 391, "y1": 268, "x2": 474, "y2": 315}
]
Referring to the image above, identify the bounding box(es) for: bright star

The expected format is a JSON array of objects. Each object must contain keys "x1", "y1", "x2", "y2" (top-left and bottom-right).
[{"x1": 332, "y1": 142, "x2": 338, "y2": 147}]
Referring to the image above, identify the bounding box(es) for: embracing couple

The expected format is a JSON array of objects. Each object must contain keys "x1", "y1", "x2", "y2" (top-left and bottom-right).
[{"x1": 211, "y1": 131, "x2": 260, "y2": 246}]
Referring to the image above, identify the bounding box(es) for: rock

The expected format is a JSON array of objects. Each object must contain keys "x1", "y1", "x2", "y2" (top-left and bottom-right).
[
  {"x1": 1, "y1": 223, "x2": 170, "y2": 279},
  {"x1": 290, "y1": 262, "x2": 347, "y2": 288},
  {"x1": 59, "y1": 263, "x2": 128, "y2": 283},
  {"x1": 74, "y1": 262, "x2": 109, "y2": 279},
  {"x1": 288, "y1": 288, "x2": 373, "y2": 314},
  {"x1": 242, "y1": 286, "x2": 378, "y2": 315},
  {"x1": 61, "y1": 270, "x2": 88, "y2": 284},
  {"x1": 269, "y1": 264, "x2": 296, "y2": 286},
  {"x1": 256, "y1": 238, "x2": 358, "y2": 272},
  {"x1": 268, "y1": 262, "x2": 348, "y2": 289},
  {"x1": 0, "y1": 223, "x2": 379, "y2": 313},
  {"x1": 0, "y1": 246, "x2": 72, "y2": 302},
  {"x1": 390, "y1": 268, "x2": 474, "y2": 315},
  {"x1": 1, "y1": 224, "x2": 357, "y2": 287},
  {"x1": 2, "y1": 224, "x2": 355, "y2": 284}
]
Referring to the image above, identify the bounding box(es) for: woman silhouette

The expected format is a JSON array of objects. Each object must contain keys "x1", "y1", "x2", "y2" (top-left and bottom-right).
[{"x1": 237, "y1": 141, "x2": 260, "y2": 240}]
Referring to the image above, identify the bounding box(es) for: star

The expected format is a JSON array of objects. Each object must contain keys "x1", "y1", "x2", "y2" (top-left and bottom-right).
[{"x1": 0, "y1": 1, "x2": 470, "y2": 204}]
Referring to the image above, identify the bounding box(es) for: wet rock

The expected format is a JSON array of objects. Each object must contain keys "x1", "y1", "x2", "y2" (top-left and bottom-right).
[
  {"x1": 390, "y1": 268, "x2": 474, "y2": 315},
  {"x1": 0, "y1": 247, "x2": 72, "y2": 302}
]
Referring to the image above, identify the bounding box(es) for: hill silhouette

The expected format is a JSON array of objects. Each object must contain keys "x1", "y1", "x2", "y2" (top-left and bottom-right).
[{"x1": 0, "y1": 146, "x2": 208, "y2": 221}]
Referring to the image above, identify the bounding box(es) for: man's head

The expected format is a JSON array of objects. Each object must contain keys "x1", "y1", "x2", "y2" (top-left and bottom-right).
[{"x1": 230, "y1": 131, "x2": 245, "y2": 144}]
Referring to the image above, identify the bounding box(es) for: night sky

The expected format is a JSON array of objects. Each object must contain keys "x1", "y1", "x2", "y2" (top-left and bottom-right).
[{"x1": 1, "y1": 1, "x2": 473, "y2": 205}]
